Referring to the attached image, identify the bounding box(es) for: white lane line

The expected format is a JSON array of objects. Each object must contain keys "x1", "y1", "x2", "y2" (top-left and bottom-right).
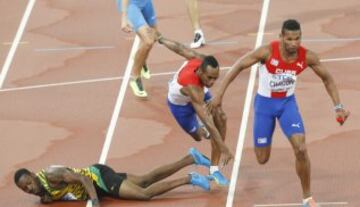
[
  {"x1": 192, "y1": 37, "x2": 360, "y2": 46},
  {"x1": 0, "y1": 76, "x2": 122, "y2": 92},
  {"x1": 2, "y1": 41, "x2": 29, "y2": 45},
  {"x1": 321, "y1": 56, "x2": 360, "y2": 62},
  {"x1": 27, "y1": 36, "x2": 360, "y2": 53},
  {"x1": 0, "y1": 0, "x2": 36, "y2": 88},
  {"x1": 226, "y1": 0, "x2": 270, "y2": 207},
  {"x1": 98, "y1": 36, "x2": 140, "y2": 164},
  {"x1": 304, "y1": 37, "x2": 360, "y2": 42},
  {"x1": 254, "y1": 201, "x2": 349, "y2": 207},
  {"x1": 0, "y1": 67, "x2": 231, "y2": 93},
  {"x1": 0, "y1": 54, "x2": 358, "y2": 93},
  {"x1": 34, "y1": 45, "x2": 115, "y2": 52},
  {"x1": 85, "y1": 35, "x2": 140, "y2": 207}
]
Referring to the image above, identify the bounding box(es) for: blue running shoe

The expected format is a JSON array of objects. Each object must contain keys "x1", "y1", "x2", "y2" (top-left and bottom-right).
[
  {"x1": 209, "y1": 171, "x2": 229, "y2": 186},
  {"x1": 189, "y1": 172, "x2": 210, "y2": 191},
  {"x1": 189, "y1": 147, "x2": 210, "y2": 167}
]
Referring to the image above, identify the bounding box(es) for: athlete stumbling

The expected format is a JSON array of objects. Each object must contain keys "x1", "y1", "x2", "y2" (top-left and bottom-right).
[
  {"x1": 210, "y1": 19, "x2": 350, "y2": 207},
  {"x1": 14, "y1": 148, "x2": 211, "y2": 206},
  {"x1": 157, "y1": 35, "x2": 233, "y2": 186}
]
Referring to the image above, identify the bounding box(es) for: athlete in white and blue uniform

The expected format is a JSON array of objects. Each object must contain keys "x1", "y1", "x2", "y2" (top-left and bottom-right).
[
  {"x1": 117, "y1": 0, "x2": 157, "y2": 97},
  {"x1": 167, "y1": 58, "x2": 212, "y2": 136},
  {"x1": 158, "y1": 35, "x2": 233, "y2": 186},
  {"x1": 212, "y1": 19, "x2": 349, "y2": 207},
  {"x1": 254, "y1": 40, "x2": 307, "y2": 147}
]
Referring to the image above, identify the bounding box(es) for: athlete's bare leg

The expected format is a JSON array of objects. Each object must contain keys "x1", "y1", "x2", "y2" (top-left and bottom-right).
[
  {"x1": 289, "y1": 133, "x2": 312, "y2": 199},
  {"x1": 254, "y1": 146, "x2": 272, "y2": 164},
  {"x1": 119, "y1": 154, "x2": 206, "y2": 200},
  {"x1": 119, "y1": 176, "x2": 190, "y2": 200},
  {"x1": 126, "y1": 154, "x2": 194, "y2": 188},
  {"x1": 185, "y1": 0, "x2": 201, "y2": 31},
  {"x1": 132, "y1": 25, "x2": 156, "y2": 79},
  {"x1": 210, "y1": 107, "x2": 227, "y2": 165}
]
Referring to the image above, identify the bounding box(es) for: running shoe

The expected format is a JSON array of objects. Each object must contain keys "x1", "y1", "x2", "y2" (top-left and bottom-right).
[
  {"x1": 189, "y1": 172, "x2": 210, "y2": 191},
  {"x1": 189, "y1": 147, "x2": 210, "y2": 167},
  {"x1": 208, "y1": 171, "x2": 229, "y2": 186},
  {"x1": 141, "y1": 64, "x2": 151, "y2": 79},
  {"x1": 129, "y1": 77, "x2": 147, "y2": 97},
  {"x1": 303, "y1": 197, "x2": 319, "y2": 207},
  {"x1": 190, "y1": 31, "x2": 206, "y2": 49}
]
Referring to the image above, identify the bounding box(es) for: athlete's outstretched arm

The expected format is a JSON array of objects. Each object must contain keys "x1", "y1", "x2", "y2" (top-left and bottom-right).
[
  {"x1": 211, "y1": 45, "x2": 269, "y2": 108},
  {"x1": 45, "y1": 167, "x2": 100, "y2": 207},
  {"x1": 183, "y1": 85, "x2": 233, "y2": 165},
  {"x1": 158, "y1": 36, "x2": 205, "y2": 60},
  {"x1": 307, "y1": 50, "x2": 350, "y2": 125}
]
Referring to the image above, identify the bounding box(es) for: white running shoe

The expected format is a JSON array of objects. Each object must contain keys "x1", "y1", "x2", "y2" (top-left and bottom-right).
[{"x1": 190, "y1": 30, "x2": 205, "y2": 49}]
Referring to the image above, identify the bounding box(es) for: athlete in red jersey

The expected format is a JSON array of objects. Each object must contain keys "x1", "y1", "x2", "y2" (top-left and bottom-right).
[
  {"x1": 158, "y1": 35, "x2": 233, "y2": 186},
  {"x1": 211, "y1": 19, "x2": 350, "y2": 206}
]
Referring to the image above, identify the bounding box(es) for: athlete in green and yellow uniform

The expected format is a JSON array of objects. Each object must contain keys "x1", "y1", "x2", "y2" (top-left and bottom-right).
[{"x1": 14, "y1": 148, "x2": 212, "y2": 206}]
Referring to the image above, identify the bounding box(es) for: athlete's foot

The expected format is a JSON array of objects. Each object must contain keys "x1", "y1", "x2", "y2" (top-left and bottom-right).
[
  {"x1": 129, "y1": 77, "x2": 147, "y2": 97},
  {"x1": 190, "y1": 31, "x2": 205, "y2": 49},
  {"x1": 189, "y1": 147, "x2": 211, "y2": 167},
  {"x1": 189, "y1": 172, "x2": 210, "y2": 191},
  {"x1": 208, "y1": 171, "x2": 229, "y2": 186},
  {"x1": 141, "y1": 64, "x2": 151, "y2": 79},
  {"x1": 303, "y1": 197, "x2": 319, "y2": 207}
]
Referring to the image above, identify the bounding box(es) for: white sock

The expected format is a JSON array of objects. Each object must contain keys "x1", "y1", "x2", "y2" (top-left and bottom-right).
[
  {"x1": 303, "y1": 196, "x2": 313, "y2": 204},
  {"x1": 210, "y1": 166, "x2": 219, "y2": 174}
]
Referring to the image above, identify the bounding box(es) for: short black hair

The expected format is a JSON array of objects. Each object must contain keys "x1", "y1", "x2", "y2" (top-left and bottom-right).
[
  {"x1": 14, "y1": 168, "x2": 31, "y2": 184},
  {"x1": 281, "y1": 19, "x2": 301, "y2": 34},
  {"x1": 200, "y1": 55, "x2": 219, "y2": 71}
]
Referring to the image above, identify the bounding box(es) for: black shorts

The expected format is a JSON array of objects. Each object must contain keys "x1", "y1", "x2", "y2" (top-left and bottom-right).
[{"x1": 91, "y1": 164, "x2": 127, "y2": 199}]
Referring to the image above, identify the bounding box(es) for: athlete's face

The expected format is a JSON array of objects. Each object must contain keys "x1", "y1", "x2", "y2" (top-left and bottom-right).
[
  {"x1": 199, "y1": 65, "x2": 219, "y2": 88},
  {"x1": 17, "y1": 173, "x2": 42, "y2": 196},
  {"x1": 280, "y1": 29, "x2": 301, "y2": 55}
]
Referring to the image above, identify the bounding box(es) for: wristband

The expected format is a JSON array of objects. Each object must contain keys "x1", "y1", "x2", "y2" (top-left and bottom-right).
[{"x1": 334, "y1": 103, "x2": 344, "y2": 111}]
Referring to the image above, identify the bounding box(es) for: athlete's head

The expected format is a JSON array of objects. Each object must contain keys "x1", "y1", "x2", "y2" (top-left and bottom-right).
[
  {"x1": 280, "y1": 19, "x2": 302, "y2": 55},
  {"x1": 14, "y1": 168, "x2": 42, "y2": 196},
  {"x1": 197, "y1": 55, "x2": 219, "y2": 88}
]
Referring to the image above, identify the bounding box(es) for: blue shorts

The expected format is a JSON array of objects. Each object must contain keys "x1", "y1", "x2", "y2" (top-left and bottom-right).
[
  {"x1": 117, "y1": 0, "x2": 157, "y2": 32},
  {"x1": 168, "y1": 92, "x2": 212, "y2": 135},
  {"x1": 253, "y1": 94, "x2": 305, "y2": 147}
]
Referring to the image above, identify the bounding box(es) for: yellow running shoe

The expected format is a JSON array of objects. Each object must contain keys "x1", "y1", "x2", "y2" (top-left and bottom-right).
[
  {"x1": 129, "y1": 78, "x2": 147, "y2": 97},
  {"x1": 141, "y1": 64, "x2": 151, "y2": 80}
]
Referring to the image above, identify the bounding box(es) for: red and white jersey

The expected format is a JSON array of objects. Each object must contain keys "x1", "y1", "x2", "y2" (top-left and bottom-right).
[
  {"x1": 257, "y1": 41, "x2": 308, "y2": 98},
  {"x1": 168, "y1": 58, "x2": 209, "y2": 105}
]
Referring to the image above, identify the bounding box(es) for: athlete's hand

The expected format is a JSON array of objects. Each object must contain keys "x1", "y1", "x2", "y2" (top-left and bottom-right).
[
  {"x1": 220, "y1": 148, "x2": 233, "y2": 167},
  {"x1": 121, "y1": 14, "x2": 132, "y2": 33},
  {"x1": 207, "y1": 96, "x2": 222, "y2": 114},
  {"x1": 335, "y1": 108, "x2": 350, "y2": 125}
]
